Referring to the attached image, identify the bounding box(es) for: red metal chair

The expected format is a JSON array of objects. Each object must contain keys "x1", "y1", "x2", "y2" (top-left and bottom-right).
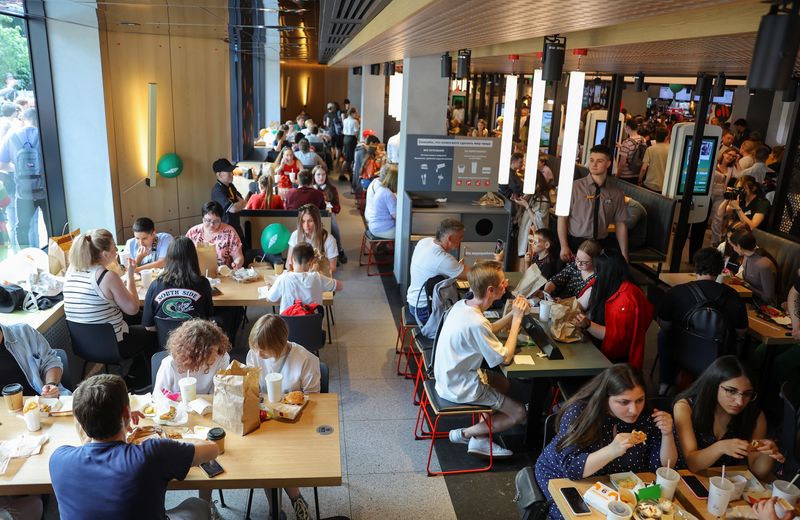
[
  {"x1": 359, "y1": 229, "x2": 394, "y2": 276},
  {"x1": 395, "y1": 305, "x2": 418, "y2": 377}
]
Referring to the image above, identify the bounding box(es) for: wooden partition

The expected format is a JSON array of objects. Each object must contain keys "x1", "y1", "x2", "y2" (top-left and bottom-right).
[{"x1": 100, "y1": 28, "x2": 231, "y2": 241}]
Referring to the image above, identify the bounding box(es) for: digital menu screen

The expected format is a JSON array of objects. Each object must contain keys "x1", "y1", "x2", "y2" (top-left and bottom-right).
[
  {"x1": 677, "y1": 135, "x2": 718, "y2": 196},
  {"x1": 540, "y1": 111, "x2": 553, "y2": 147}
]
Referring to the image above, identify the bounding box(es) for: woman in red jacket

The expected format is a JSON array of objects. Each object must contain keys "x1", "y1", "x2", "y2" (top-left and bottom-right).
[{"x1": 573, "y1": 250, "x2": 653, "y2": 369}]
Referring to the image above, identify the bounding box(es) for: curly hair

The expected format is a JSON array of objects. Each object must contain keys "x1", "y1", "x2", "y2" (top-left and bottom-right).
[{"x1": 167, "y1": 319, "x2": 231, "y2": 374}]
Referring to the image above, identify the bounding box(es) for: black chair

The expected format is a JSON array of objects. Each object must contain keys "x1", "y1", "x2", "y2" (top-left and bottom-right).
[
  {"x1": 155, "y1": 316, "x2": 187, "y2": 349},
  {"x1": 780, "y1": 381, "x2": 800, "y2": 475},
  {"x1": 66, "y1": 321, "x2": 124, "y2": 379},
  {"x1": 281, "y1": 313, "x2": 326, "y2": 355},
  {"x1": 245, "y1": 362, "x2": 330, "y2": 520},
  {"x1": 53, "y1": 348, "x2": 73, "y2": 391},
  {"x1": 150, "y1": 350, "x2": 169, "y2": 391},
  {"x1": 542, "y1": 413, "x2": 557, "y2": 452}
]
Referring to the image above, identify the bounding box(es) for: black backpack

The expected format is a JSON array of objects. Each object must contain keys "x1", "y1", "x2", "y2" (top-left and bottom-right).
[
  {"x1": 627, "y1": 138, "x2": 648, "y2": 175},
  {"x1": 675, "y1": 283, "x2": 731, "y2": 375}
]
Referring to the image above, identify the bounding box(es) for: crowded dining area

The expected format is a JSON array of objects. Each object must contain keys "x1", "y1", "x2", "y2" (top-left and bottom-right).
[{"x1": 1, "y1": 0, "x2": 800, "y2": 519}]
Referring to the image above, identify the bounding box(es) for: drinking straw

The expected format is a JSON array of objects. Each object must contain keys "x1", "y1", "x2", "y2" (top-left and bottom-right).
[
  {"x1": 790, "y1": 473, "x2": 799, "y2": 487},
  {"x1": 721, "y1": 465, "x2": 726, "y2": 481},
  {"x1": 667, "y1": 459, "x2": 671, "y2": 469}
]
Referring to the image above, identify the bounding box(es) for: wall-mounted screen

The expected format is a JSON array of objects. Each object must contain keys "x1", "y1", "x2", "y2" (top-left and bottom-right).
[
  {"x1": 677, "y1": 135, "x2": 718, "y2": 196},
  {"x1": 540, "y1": 110, "x2": 553, "y2": 147}
]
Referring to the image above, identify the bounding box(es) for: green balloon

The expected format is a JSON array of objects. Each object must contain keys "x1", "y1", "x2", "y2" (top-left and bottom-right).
[
  {"x1": 261, "y1": 223, "x2": 290, "y2": 254},
  {"x1": 157, "y1": 153, "x2": 183, "y2": 178},
  {"x1": 669, "y1": 84, "x2": 684, "y2": 94}
]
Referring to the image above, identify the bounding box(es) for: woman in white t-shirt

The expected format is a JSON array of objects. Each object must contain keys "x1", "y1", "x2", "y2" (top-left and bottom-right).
[
  {"x1": 246, "y1": 314, "x2": 319, "y2": 520},
  {"x1": 153, "y1": 319, "x2": 231, "y2": 395},
  {"x1": 286, "y1": 204, "x2": 338, "y2": 274}
]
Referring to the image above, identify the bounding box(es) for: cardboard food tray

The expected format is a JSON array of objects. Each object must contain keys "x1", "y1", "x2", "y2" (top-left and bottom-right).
[{"x1": 259, "y1": 394, "x2": 310, "y2": 420}]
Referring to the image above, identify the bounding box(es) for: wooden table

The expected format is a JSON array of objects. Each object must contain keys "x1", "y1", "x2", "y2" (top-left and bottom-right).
[
  {"x1": 673, "y1": 467, "x2": 771, "y2": 520},
  {"x1": 746, "y1": 309, "x2": 796, "y2": 346},
  {"x1": 0, "y1": 302, "x2": 64, "y2": 334},
  {"x1": 659, "y1": 272, "x2": 753, "y2": 299},
  {"x1": 0, "y1": 394, "x2": 341, "y2": 520},
  {"x1": 549, "y1": 473, "x2": 668, "y2": 520}
]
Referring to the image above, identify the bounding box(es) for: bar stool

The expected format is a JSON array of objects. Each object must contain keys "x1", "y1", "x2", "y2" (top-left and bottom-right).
[
  {"x1": 395, "y1": 305, "x2": 418, "y2": 377},
  {"x1": 358, "y1": 230, "x2": 394, "y2": 276}
]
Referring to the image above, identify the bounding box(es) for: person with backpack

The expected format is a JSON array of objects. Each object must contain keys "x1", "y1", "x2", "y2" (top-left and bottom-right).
[
  {"x1": 617, "y1": 120, "x2": 646, "y2": 184},
  {"x1": 655, "y1": 247, "x2": 748, "y2": 396},
  {"x1": 0, "y1": 108, "x2": 45, "y2": 247},
  {"x1": 638, "y1": 124, "x2": 669, "y2": 192},
  {"x1": 322, "y1": 102, "x2": 343, "y2": 165}
]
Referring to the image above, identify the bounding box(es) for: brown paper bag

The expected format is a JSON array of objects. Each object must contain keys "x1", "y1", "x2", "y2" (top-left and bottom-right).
[
  {"x1": 48, "y1": 228, "x2": 80, "y2": 275},
  {"x1": 513, "y1": 264, "x2": 548, "y2": 298},
  {"x1": 212, "y1": 360, "x2": 261, "y2": 436},
  {"x1": 196, "y1": 242, "x2": 219, "y2": 278},
  {"x1": 311, "y1": 249, "x2": 332, "y2": 278},
  {"x1": 549, "y1": 297, "x2": 584, "y2": 343}
]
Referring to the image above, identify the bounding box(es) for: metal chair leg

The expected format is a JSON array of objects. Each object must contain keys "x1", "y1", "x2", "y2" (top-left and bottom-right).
[
  {"x1": 314, "y1": 487, "x2": 320, "y2": 520},
  {"x1": 218, "y1": 489, "x2": 226, "y2": 508},
  {"x1": 245, "y1": 488, "x2": 254, "y2": 519}
]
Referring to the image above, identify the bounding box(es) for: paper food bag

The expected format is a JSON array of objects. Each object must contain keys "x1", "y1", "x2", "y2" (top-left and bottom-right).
[
  {"x1": 513, "y1": 264, "x2": 548, "y2": 298},
  {"x1": 549, "y1": 297, "x2": 584, "y2": 343},
  {"x1": 48, "y1": 229, "x2": 80, "y2": 276},
  {"x1": 212, "y1": 360, "x2": 261, "y2": 436},
  {"x1": 196, "y1": 243, "x2": 219, "y2": 278}
]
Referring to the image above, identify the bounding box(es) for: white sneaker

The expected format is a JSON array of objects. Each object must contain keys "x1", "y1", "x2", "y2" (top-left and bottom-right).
[
  {"x1": 467, "y1": 436, "x2": 513, "y2": 459},
  {"x1": 448, "y1": 428, "x2": 469, "y2": 445}
]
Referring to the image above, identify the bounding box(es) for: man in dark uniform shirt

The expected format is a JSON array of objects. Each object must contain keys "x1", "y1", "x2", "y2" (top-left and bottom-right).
[{"x1": 211, "y1": 158, "x2": 247, "y2": 241}]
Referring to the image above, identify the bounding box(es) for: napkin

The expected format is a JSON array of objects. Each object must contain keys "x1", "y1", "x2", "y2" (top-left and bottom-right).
[
  {"x1": 513, "y1": 355, "x2": 535, "y2": 365},
  {"x1": 0, "y1": 434, "x2": 49, "y2": 462},
  {"x1": 188, "y1": 398, "x2": 212, "y2": 415},
  {"x1": 258, "y1": 286, "x2": 271, "y2": 299}
]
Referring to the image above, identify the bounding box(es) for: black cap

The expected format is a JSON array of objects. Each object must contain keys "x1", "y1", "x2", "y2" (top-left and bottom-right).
[{"x1": 212, "y1": 158, "x2": 236, "y2": 174}]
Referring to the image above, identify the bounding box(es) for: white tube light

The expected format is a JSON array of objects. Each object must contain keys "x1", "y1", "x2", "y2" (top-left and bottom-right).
[
  {"x1": 497, "y1": 74, "x2": 518, "y2": 184},
  {"x1": 523, "y1": 69, "x2": 545, "y2": 194},
  {"x1": 147, "y1": 83, "x2": 157, "y2": 188},
  {"x1": 555, "y1": 71, "x2": 585, "y2": 216},
  {"x1": 388, "y1": 72, "x2": 403, "y2": 120}
]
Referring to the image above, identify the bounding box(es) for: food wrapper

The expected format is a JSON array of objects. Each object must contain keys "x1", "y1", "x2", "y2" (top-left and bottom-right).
[
  {"x1": 582, "y1": 481, "x2": 620, "y2": 514},
  {"x1": 232, "y1": 267, "x2": 261, "y2": 283},
  {"x1": 24, "y1": 396, "x2": 67, "y2": 416},
  {"x1": 212, "y1": 360, "x2": 261, "y2": 436},
  {"x1": 153, "y1": 393, "x2": 188, "y2": 426},
  {"x1": 127, "y1": 425, "x2": 167, "y2": 445},
  {"x1": 188, "y1": 398, "x2": 212, "y2": 416},
  {"x1": 513, "y1": 264, "x2": 548, "y2": 299},
  {"x1": 549, "y1": 297, "x2": 584, "y2": 343},
  {"x1": 259, "y1": 394, "x2": 309, "y2": 421},
  {"x1": 0, "y1": 434, "x2": 49, "y2": 471}
]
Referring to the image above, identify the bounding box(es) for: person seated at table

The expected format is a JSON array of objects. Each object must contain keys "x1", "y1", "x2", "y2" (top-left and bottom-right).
[
  {"x1": 0, "y1": 322, "x2": 68, "y2": 397},
  {"x1": 719, "y1": 174, "x2": 770, "y2": 232},
  {"x1": 573, "y1": 250, "x2": 653, "y2": 370},
  {"x1": 313, "y1": 166, "x2": 347, "y2": 264},
  {"x1": 294, "y1": 139, "x2": 326, "y2": 171},
  {"x1": 542, "y1": 239, "x2": 601, "y2": 299},
  {"x1": 153, "y1": 319, "x2": 230, "y2": 395},
  {"x1": 265, "y1": 243, "x2": 342, "y2": 314},
  {"x1": 186, "y1": 201, "x2": 244, "y2": 269},
  {"x1": 364, "y1": 162, "x2": 397, "y2": 240},
  {"x1": 286, "y1": 204, "x2": 338, "y2": 274},
  {"x1": 275, "y1": 147, "x2": 303, "y2": 190},
  {"x1": 535, "y1": 364, "x2": 677, "y2": 520},
  {"x1": 50, "y1": 374, "x2": 220, "y2": 520},
  {"x1": 438, "y1": 260, "x2": 530, "y2": 459},
  {"x1": 364, "y1": 164, "x2": 389, "y2": 224},
  {"x1": 730, "y1": 229, "x2": 778, "y2": 307},
  {"x1": 523, "y1": 227, "x2": 558, "y2": 279},
  {"x1": 246, "y1": 314, "x2": 318, "y2": 520},
  {"x1": 753, "y1": 497, "x2": 797, "y2": 520},
  {"x1": 123, "y1": 217, "x2": 173, "y2": 273},
  {"x1": 284, "y1": 169, "x2": 326, "y2": 211},
  {"x1": 673, "y1": 355, "x2": 784, "y2": 479},
  {"x1": 245, "y1": 173, "x2": 284, "y2": 210},
  {"x1": 656, "y1": 247, "x2": 748, "y2": 396},
  {"x1": 63, "y1": 229, "x2": 158, "y2": 383}
]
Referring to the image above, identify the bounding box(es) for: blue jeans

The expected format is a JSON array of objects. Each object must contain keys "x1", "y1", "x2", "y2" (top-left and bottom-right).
[{"x1": 408, "y1": 304, "x2": 429, "y2": 326}]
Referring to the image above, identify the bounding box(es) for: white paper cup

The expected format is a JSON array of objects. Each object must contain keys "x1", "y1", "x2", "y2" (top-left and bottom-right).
[
  {"x1": 140, "y1": 269, "x2": 153, "y2": 289},
  {"x1": 265, "y1": 373, "x2": 283, "y2": 403},
  {"x1": 707, "y1": 476, "x2": 734, "y2": 517},
  {"x1": 119, "y1": 251, "x2": 131, "y2": 268},
  {"x1": 772, "y1": 480, "x2": 800, "y2": 506},
  {"x1": 274, "y1": 264, "x2": 284, "y2": 275},
  {"x1": 178, "y1": 377, "x2": 197, "y2": 404},
  {"x1": 539, "y1": 300, "x2": 553, "y2": 321},
  {"x1": 729, "y1": 474, "x2": 748, "y2": 501},
  {"x1": 656, "y1": 467, "x2": 680, "y2": 500},
  {"x1": 23, "y1": 409, "x2": 41, "y2": 432},
  {"x1": 606, "y1": 500, "x2": 633, "y2": 520}
]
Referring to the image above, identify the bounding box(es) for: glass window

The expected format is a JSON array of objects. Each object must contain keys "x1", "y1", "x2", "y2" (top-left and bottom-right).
[
  {"x1": 777, "y1": 158, "x2": 800, "y2": 238},
  {"x1": 0, "y1": 9, "x2": 50, "y2": 248}
]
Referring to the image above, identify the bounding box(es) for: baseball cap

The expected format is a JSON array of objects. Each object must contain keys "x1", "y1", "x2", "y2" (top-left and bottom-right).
[{"x1": 212, "y1": 158, "x2": 236, "y2": 173}]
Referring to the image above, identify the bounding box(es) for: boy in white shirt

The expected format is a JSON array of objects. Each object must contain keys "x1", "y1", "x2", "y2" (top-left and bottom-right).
[
  {"x1": 434, "y1": 260, "x2": 529, "y2": 458},
  {"x1": 265, "y1": 243, "x2": 342, "y2": 314}
]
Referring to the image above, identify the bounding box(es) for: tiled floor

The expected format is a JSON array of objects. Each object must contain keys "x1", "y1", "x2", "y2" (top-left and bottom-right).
[{"x1": 163, "y1": 180, "x2": 457, "y2": 519}]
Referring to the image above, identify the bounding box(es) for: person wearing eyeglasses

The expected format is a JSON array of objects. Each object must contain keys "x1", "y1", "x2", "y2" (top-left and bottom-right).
[
  {"x1": 673, "y1": 356, "x2": 784, "y2": 480},
  {"x1": 186, "y1": 201, "x2": 244, "y2": 269}
]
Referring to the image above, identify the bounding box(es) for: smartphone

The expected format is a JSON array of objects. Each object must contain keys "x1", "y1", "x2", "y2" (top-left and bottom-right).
[
  {"x1": 560, "y1": 487, "x2": 591, "y2": 516},
  {"x1": 495, "y1": 239, "x2": 505, "y2": 254},
  {"x1": 200, "y1": 459, "x2": 225, "y2": 478},
  {"x1": 681, "y1": 475, "x2": 709, "y2": 499}
]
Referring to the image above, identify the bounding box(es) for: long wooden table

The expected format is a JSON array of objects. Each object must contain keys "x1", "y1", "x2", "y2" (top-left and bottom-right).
[
  {"x1": 658, "y1": 272, "x2": 753, "y2": 299},
  {"x1": 0, "y1": 302, "x2": 64, "y2": 334},
  {"x1": 0, "y1": 394, "x2": 341, "y2": 520}
]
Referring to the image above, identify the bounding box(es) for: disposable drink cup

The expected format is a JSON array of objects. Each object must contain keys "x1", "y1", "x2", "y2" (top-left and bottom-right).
[
  {"x1": 2, "y1": 383, "x2": 23, "y2": 412},
  {"x1": 265, "y1": 373, "x2": 283, "y2": 403},
  {"x1": 23, "y1": 409, "x2": 41, "y2": 432},
  {"x1": 772, "y1": 480, "x2": 800, "y2": 506},
  {"x1": 539, "y1": 300, "x2": 553, "y2": 321},
  {"x1": 656, "y1": 467, "x2": 680, "y2": 500},
  {"x1": 141, "y1": 269, "x2": 153, "y2": 289},
  {"x1": 606, "y1": 501, "x2": 632, "y2": 520},
  {"x1": 729, "y1": 474, "x2": 748, "y2": 501},
  {"x1": 707, "y1": 476, "x2": 734, "y2": 517},
  {"x1": 119, "y1": 251, "x2": 131, "y2": 268},
  {"x1": 275, "y1": 264, "x2": 284, "y2": 275},
  {"x1": 178, "y1": 377, "x2": 197, "y2": 404}
]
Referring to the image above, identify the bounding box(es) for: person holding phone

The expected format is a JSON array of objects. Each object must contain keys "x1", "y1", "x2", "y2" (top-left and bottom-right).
[
  {"x1": 535, "y1": 365, "x2": 677, "y2": 520},
  {"x1": 673, "y1": 356, "x2": 784, "y2": 479}
]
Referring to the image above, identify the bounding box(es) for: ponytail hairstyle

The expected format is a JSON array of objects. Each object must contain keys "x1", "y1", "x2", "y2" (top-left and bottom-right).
[{"x1": 68, "y1": 229, "x2": 115, "y2": 271}]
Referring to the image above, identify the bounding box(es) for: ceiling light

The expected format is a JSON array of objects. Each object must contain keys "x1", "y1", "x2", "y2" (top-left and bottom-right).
[
  {"x1": 497, "y1": 74, "x2": 518, "y2": 185},
  {"x1": 119, "y1": 22, "x2": 140, "y2": 27},
  {"x1": 542, "y1": 35, "x2": 566, "y2": 82},
  {"x1": 556, "y1": 71, "x2": 586, "y2": 216},
  {"x1": 441, "y1": 53, "x2": 452, "y2": 78},
  {"x1": 523, "y1": 69, "x2": 546, "y2": 194}
]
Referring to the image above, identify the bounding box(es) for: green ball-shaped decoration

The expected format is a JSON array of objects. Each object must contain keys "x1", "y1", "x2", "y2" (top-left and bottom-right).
[
  {"x1": 261, "y1": 223, "x2": 290, "y2": 254},
  {"x1": 157, "y1": 153, "x2": 183, "y2": 178},
  {"x1": 669, "y1": 84, "x2": 684, "y2": 94}
]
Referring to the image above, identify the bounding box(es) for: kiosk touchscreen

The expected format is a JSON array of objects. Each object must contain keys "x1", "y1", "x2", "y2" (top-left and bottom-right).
[
  {"x1": 581, "y1": 110, "x2": 625, "y2": 164},
  {"x1": 662, "y1": 122, "x2": 721, "y2": 224}
]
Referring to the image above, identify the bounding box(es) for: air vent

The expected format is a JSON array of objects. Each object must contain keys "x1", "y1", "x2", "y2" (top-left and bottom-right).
[{"x1": 318, "y1": 0, "x2": 391, "y2": 63}]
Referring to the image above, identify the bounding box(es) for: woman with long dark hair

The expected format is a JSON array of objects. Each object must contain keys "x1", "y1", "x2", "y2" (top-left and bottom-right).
[
  {"x1": 673, "y1": 356, "x2": 783, "y2": 479},
  {"x1": 574, "y1": 250, "x2": 653, "y2": 369},
  {"x1": 535, "y1": 365, "x2": 677, "y2": 520}
]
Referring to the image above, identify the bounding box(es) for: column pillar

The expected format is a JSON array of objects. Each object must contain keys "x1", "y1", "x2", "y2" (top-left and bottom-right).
[
  {"x1": 263, "y1": 0, "x2": 281, "y2": 126},
  {"x1": 360, "y1": 72, "x2": 385, "y2": 141},
  {"x1": 347, "y1": 67, "x2": 362, "y2": 110},
  {"x1": 394, "y1": 54, "x2": 449, "y2": 286}
]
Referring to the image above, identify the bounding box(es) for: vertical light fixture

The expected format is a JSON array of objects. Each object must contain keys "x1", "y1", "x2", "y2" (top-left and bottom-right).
[
  {"x1": 304, "y1": 76, "x2": 311, "y2": 107},
  {"x1": 146, "y1": 83, "x2": 157, "y2": 188},
  {"x1": 497, "y1": 74, "x2": 518, "y2": 184},
  {"x1": 523, "y1": 69, "x2": 546, "y2": 194},
  {"x1": 388, "y1": 71, "x2": 403, "y2": 120},
  {"x1": 555, "y1": 71, "x2": 585, "y2": 216}
]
